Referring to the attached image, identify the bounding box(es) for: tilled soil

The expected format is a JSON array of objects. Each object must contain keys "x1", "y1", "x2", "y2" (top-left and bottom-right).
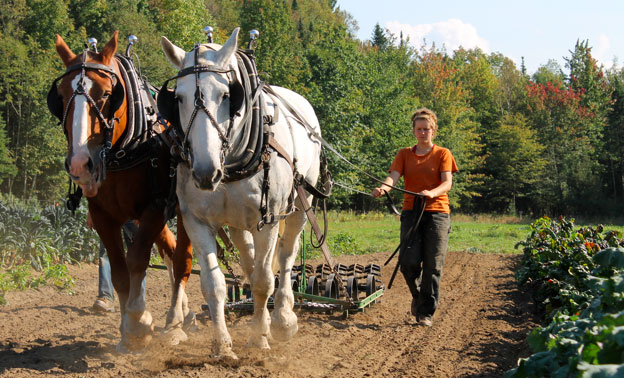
[{"x1": 0, "y1": 251, "x2": 539, "y2": 377}]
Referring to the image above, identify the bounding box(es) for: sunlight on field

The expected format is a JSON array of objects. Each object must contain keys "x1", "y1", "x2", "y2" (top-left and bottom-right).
[
  {"x1": 307, "y1": 212, "x2": 624, "y2": 256},
  {"x1": 307, "y1": 211, "x2": 527, "y2": 255}
]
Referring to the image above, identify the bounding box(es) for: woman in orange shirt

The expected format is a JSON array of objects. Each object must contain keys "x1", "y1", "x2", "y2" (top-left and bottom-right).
[{"x1": 372, "y1": 108, "x2": 458, "y2": 327}]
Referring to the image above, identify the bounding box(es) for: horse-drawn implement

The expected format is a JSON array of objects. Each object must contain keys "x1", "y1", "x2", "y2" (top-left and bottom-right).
[{"x1": 222, "y1": 261, "x2": 385, "y2": 319}]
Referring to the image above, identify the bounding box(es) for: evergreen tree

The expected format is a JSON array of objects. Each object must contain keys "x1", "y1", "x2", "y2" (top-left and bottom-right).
[
  {"x1": 604, "y1": 67, "x2": 624, "y2": 208},
  {"x1": 565, "y1": 40, "x2": 613, "y2": 153},
  {"x1": 484, "y1": 113, "x2": 547, "y2": 214},
  {"x1": 371, "y1": 22, "x2": 389, "y2": 50}
]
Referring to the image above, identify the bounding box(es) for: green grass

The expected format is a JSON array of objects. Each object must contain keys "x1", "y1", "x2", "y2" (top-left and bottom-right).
[{"x1": 304, "y1": 212, "x2": 624, "y2": 256}]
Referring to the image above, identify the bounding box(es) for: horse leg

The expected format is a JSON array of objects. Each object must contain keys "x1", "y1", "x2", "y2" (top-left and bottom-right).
[
  {"x1": 183, "y1": 214, "x2": 235, "y2": 359},
  {"x1": 247, "y1": 223, "x2": 280, "y2": 349},
  {"x1": 229, "y1": 227, "x2": 255, "y2": 282},
  {"x1": 120, "y1": 211, "x2": 165, "y2": 351},
  {"x1": 152, "y1": 224, "x2": 176, "y2": 287},
  {"x1": 230, "y1": 227, "x2": 271, "y2": 336},
  {"x1": 90, "y1": 211, "x2": 135, "y2": 348},
  {"x1": 271, "y1": 209, "x2": 306, "y2": 341},
  {"x1": 164, "y1": 213, "x2": 196, "y2": 345}
]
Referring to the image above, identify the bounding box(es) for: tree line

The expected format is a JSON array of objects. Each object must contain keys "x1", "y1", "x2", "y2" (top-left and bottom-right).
[{"x1": 1, "y1": 0, "x2": 622, "y2": 217}]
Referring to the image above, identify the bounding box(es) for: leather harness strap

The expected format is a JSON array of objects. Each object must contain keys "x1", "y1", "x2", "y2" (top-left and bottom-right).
[{"x1": 295, "y1": 185, "x2": 335, "y2": 269}]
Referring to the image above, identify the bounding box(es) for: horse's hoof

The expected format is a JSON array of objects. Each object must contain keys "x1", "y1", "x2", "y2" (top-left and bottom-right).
[
  {"x1": 165, "y1": 310, "x2": 184, "y2": 330},
  {"x1": 270, "y1": 308, "x2": 298, "y2": 341},
  {"x1": 163, "y1": 327, "x2": 188, "y2": 346},
  {"x1": 116, "y1": 341, "x2": 131, "y2": 354},
  {"x1": 183, "y1": 310, "x2": 199, "y2": 333},
  {"x1": 212, "y1": 347, "x2": 239, "y2": 360},
  {"x1": 121, "y1": 311, "x2": 154, "y2": 350},
  {"x1": 246, "y1": 335, "x2": 271, "y2": 350},
  {"x1": 212, "y1": 337, "x2": 238, "y2": 360},
  {"x1": 115, "y1": 339, "x2": 146, "y2": 354}
]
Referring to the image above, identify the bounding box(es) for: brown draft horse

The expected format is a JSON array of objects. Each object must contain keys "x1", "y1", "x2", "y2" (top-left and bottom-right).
[{"x1": 47, "y1": 31, "x2": 194, "y2": 352}]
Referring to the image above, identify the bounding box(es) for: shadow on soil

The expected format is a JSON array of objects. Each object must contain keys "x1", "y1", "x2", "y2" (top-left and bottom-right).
[{"x1": 0, "y1": 340, "x2": 101, "y2": 374}]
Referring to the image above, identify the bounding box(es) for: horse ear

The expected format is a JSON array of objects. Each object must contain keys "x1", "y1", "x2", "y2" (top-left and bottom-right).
[
  {"x1": 216, "y1": 27, "x2": 240, "y2": 66},
  {"x1": 101, "y1": 31, "x2": 119, "y2": 64},
  {"x1": 55, "y1": 34, "x2": 76, "y2": 67},
  {"x1": 161, "y1": 36, "x2": 186, "y2": 69}
]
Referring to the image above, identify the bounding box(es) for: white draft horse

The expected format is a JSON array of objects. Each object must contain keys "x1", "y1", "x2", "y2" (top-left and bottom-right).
[{"x1": 159, "y1": 28, "x2": 322, "y2": 358}]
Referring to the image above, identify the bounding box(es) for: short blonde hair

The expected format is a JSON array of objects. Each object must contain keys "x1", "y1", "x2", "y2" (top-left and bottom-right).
[{"x1": 411, "y1": 108, "x2": 438, "y2": 137}]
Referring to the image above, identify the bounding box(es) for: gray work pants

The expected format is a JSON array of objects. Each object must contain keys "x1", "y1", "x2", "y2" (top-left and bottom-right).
[{"x1": 399, "y1": 210, "x2": 451, "y2": 318}]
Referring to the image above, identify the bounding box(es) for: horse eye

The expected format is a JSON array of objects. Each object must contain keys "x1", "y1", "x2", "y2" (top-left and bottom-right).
[
  {"x1": 223, "y1": 93, "x2": 230, "y2": 99},
  {"x1": 102, "y1": 92, "x2": 111, "y2": 99}
]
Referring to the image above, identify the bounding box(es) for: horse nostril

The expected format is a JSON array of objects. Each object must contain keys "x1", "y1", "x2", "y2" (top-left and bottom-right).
[
  {"x1": 213, "y1": 169, "x2": 223, "y2": 184},
  {"x1": 192, "y1": 170, "x2": 200, "y2": 184},
  {"x1": 87, "y1": 157, "x2": 94, "y2": 172}
]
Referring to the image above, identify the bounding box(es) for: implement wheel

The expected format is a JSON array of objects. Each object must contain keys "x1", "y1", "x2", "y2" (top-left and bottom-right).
[
  {"x1": 227, "y1": 284, "x2": 241, "y2": 302},
  {"x1": 324, "y1": 274, "x2": 339, "y2": 299},
  {"x1": 306, "y1": 275, "x2": 320, "y2": 295},
  {"x1": 346, "y1": 276, "x2": 359, "y2": 300},
  {"x1": 365, "y1": 274, "x2": 376, "y2": 297}
]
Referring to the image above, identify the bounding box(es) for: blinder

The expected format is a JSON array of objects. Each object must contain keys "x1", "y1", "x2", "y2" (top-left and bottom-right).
[
  {"x1": 109, "y1": 80, "x2": 125, "y2": 116},
  {"x1": 229, "y1": 80, "x2": 244, "y2": 115},
  {"x1": 46, "y1": 57, "x2": 125, "y2": 125},
  {"x1": 47, "y1": 81, "x2": 64, "y2": 121},
  {"x1": 157, "y1": 83, "x2": 180, "y2": 129}
]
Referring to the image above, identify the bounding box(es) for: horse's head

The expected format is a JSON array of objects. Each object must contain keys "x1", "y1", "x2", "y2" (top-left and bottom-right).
[
  {"x1": 47, "y1": 32, "x2": 126, "y2": 197},
  {"x1": 160, "y1": 28, "x2": 244, "y2": 191}
]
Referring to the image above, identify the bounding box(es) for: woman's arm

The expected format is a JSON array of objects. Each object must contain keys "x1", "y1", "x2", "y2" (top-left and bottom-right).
[
  {"x1": 419, "y1": 171, "x2": 453, "y2": 199},
  {"x1": 371, "y1": 170, "x2": 401, "y2": 198}
]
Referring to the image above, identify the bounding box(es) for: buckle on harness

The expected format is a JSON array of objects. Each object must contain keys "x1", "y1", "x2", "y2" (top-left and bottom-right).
[
  {"x1": 256, "y1": 213, "x2": 275, "y2": 231},
  {"x1": 115, "y1": 149, "x2": 126, "y2": 159}
]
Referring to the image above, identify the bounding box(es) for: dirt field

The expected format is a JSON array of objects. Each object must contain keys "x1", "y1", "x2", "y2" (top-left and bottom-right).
[{"x1": 0, "y1": 251, "x2": 539, "y2": 377}]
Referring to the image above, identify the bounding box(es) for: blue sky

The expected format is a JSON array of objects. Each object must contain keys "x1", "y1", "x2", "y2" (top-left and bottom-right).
[{"x1": 336, "y1": 0, "x2": 623, "y2": 75}]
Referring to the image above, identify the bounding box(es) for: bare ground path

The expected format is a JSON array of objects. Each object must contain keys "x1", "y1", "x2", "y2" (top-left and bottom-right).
[{"x1": 0, "y1": 251, "x2": 538, "y2": 377}]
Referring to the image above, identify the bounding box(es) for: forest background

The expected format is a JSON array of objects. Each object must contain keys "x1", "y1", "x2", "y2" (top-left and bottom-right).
[{"x1": 1, "y1": 0, "x2": 623, "y2": 218}]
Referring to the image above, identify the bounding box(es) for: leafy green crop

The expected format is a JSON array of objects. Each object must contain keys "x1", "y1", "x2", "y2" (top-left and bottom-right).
[
  {"x1": 0, "y1": 199, "x2": 97, "y2": 304},
  {"x1": 507, "y1": 217, "x2": 624, "y2": 377}
]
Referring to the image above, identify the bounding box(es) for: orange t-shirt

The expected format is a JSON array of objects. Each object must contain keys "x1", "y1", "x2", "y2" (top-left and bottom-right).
[{"x1": 389, "y1": 144, "x2": 458, "y2": 213}]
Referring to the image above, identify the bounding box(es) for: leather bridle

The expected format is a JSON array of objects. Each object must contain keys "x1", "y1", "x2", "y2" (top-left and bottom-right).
[
  {"x1": 160, "y1": 46, "x2": 238, "y2": 166},
  {"x1": 47, "y1": 49, "x2": 124, "y2": 180}
]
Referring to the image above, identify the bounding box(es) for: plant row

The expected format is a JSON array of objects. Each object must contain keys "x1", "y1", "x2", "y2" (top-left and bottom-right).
[
  {"x1": 506, "y1": 216, "x2": 624, "y2": 377},
  {"x1": 0, "y1": 199, "x2": 99, "y2": 304}
]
